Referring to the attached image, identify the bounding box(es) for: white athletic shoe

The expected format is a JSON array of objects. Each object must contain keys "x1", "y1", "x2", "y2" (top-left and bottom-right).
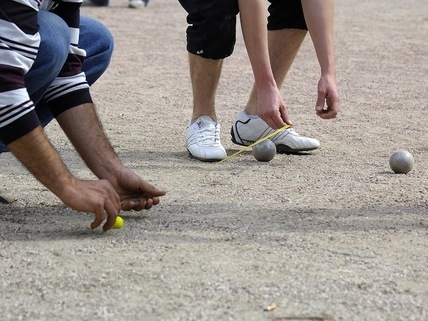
[
  {"x1": 186, "y1": 116, "x2": 227, "y2": 161},
  {"x1": 0, "y1": 189, "x2": 14, "y2": 205},
  {"x1": 231, "y1": 111, "x2": 320, "y2": 153},
  {"x1": 128, "y1": 0, "x2": 147, "y2": 8}
]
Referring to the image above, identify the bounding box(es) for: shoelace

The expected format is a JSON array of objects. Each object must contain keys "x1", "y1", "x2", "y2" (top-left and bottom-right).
[
  {"x1": 274, "y1": 127, "x2": 295, "y2": 139},
  {"x1": 197, "y1": 125, "x2": 220, "y2": 145}
]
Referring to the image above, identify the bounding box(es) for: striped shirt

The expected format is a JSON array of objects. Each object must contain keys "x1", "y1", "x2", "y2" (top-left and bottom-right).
[{"x1": 0, "y1": 0, "x2": 91, "y2": 145}]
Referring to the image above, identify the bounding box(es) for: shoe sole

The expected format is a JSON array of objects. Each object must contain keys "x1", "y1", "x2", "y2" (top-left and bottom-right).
[
  {"x1": 187, "y1": 150, "x2": 225, "y2": 162},
  {"x1": 276, "y1": 144, "x2": 317, "y2": 154},
  {"x1": 231, "y1": 127, "x2": 317, "y2": 154}
]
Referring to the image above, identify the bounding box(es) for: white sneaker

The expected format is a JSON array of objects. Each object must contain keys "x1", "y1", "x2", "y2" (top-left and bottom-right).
[
  {"x1": 231, "y1": 111, "x2": 320, "y2": 153},
  {"x1": 0, "y1": 189, "x2": 14, "y2": 205},
  {"x1": 128, "y1": 0, "x2": 147, "y2": 8},
  {"x1": 186, "y1": 116, "x2": 227, "y2": 161}
]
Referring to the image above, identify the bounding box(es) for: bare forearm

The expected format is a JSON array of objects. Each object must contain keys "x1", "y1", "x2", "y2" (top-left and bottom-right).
[
  {"x1": 302, "y1": 0, "x2": 336, "y2": 76},
  {"x1": 56, "y1": 103, "x2": 122, "y2": 182},
  {"x1": 7, "y1": 126, "x2": 74, "y2": 199},
  {"x1": 56, "y1": 103, "x2": 166, "y2": 213},
  {"x1": 7, "y1": 121, "x2": 124, "y2": 231},
  {"x1": 238, "y1": 0, "x2": 276, "y2": 89}
]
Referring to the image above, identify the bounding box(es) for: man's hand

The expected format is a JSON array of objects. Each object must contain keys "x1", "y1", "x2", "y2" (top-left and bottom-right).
[
  {"x1": 256, "y1": 85, "x2": 293, "y2": 130},
  {"x1": 315, "y1": 74, "x2": 339, "y2": 119},
  {"x1": 60, "y1": 179, "x2": 121, "y2": 231},
  {"x1": 7, "y1": 126, "x2": 135, "y2": 232},
  {"x1": 109, "y1": 167, "x2": 166, "y2": 211}
]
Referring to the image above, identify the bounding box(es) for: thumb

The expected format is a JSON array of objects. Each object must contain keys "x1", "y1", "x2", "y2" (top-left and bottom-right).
[
  {"x1": 279, "y1": 106, "x2": 293, "y2": 126},
  {"x1": 315, "y1": 94, "x2": 325, "y2": 112}
]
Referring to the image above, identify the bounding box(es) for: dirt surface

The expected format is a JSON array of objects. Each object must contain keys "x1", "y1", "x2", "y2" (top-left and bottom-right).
[{"x1": 1, "y1": 0, "x2": 427, "y2": 320}]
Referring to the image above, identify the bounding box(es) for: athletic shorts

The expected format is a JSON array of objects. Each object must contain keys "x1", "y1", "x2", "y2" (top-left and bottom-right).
[
  {"x1": 178, "y1": 0, "x2": 307, "y2": 60},
  {"x1": 178, "y1": 0, "x2": 239, "y2": 60},
  {"x1": 268, "y1": 0, "x2": 307, "y2": 31}
]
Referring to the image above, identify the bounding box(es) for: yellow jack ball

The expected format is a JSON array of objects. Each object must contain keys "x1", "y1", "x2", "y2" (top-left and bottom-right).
[{"x1": 113, "y1": 216, "x2": 124, "y2": 229}]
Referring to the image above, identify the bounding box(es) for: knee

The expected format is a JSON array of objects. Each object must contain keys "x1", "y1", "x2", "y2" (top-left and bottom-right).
[
  {"x1": 80, "y1": 16, "x2": 114, "y2": 61},
  {"x1": 79, "y1": 17, "x2": 114, "y2": 84},
  {"x1": 94, "y1": 21, "x2": 114, "y2": 60}
]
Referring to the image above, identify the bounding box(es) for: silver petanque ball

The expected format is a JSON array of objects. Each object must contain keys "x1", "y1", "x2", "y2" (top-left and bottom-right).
[
  {"x1": 252, "y1": 139, "x2": 276, "y2": 162},
  {"x1": 389, "y1": 150, "x2": 414, "y2": 174}
]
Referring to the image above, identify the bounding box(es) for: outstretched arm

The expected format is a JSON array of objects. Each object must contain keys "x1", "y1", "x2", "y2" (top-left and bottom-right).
[
  {"x1": 1, "y1": 0, "x2": 124, "y2": 231},
  {"x1": 7, "y1": 126, "x2": 121, "y2": 231},
  {"x1": 302, "y1": 0, "x2": 339, "y2": 119},
  {"x1": 55, "y1": 103, "x2": 166, "y2": 212},
  {"x1": 238, "y1": 0, "x2": 292, "y2": 129}
]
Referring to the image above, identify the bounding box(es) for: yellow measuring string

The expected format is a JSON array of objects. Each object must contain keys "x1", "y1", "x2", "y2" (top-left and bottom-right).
[{"x1": 209, "y1": 124, "x2": 292, "y2": 168}]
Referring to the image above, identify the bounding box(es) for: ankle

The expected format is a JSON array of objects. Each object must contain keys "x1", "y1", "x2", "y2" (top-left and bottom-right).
[{"x1": 191, "y1": 114, "x2": 217, "y2": 123}]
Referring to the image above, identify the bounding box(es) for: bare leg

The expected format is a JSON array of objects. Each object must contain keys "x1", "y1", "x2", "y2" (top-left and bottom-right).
[
  {"x1": 186, "y1": 53, "x2": 226, "y2": 161},
  {"x1": 244, "y1": 29, "x2": 307, "y2": 115},
  {"x1": 188, "y1": 53, "x2": 223, "y2": 123}
]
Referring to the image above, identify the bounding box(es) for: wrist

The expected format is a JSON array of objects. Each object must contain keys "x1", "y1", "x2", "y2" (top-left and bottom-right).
[
  {"x1": 97, "y1": 161, "x2": 125, "y2": 187},
  {"x1": 52, "y1": 174, "x2": 79, "y2": 202},
  {"x1": 320, "y1": 69, "x2": 336, "y2": 81},
  {"x1": 255, "y1": 77, "x2": 278, "y2": 93},
  {"x1": 320, "y1": 59, "x2": 336, "y2": 77}
]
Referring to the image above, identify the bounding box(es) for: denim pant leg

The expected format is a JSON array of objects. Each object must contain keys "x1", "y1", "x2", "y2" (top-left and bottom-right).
[
  {"x1": 79, "y1": 16, "x2": 114, "y2": 86},
  {"x1": 35, "y1": 15, "x2": 114, "y2": 127},
  {"x1": 0, "y1": 15, "x2": 114, "y2": 153},
  {"x1": 27, "y1": 11, "x2": 71, "y2": 128}
]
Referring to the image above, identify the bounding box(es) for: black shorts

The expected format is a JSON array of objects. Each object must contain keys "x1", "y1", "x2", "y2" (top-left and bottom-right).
[
  {"x1": 178, "y1": 0, "x2": 239, "y2": 60},
  {"x1": 178, "y1": 0, "x2": 306, "y2": 60},
  {"x1": 268, "y1": 0, "x2": 307, "y2": 31}
]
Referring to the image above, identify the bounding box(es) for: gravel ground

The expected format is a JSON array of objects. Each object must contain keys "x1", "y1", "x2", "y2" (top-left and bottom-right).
[{"x1": 1, "y1": 0, "x2": 427, "y2": 320}]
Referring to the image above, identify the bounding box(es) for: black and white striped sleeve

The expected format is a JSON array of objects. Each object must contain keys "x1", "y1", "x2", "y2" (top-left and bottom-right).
[
  {"x1": 46, "y1": 0, "x2": 93, "y2": 117},
  {"x1": 0, "y1": 0, "x2": 41, "y2": 145}
]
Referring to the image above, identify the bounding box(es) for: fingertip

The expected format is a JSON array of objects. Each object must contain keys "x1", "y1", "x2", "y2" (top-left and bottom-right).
[
  {"x1": 122, "y1": 200, "x2": 141, "y2": 211},
  {"x1": 281, "y1": 118, "x2": 292, "y2": 127},
  {"x1": 91, "y1": 221, "x2": 100, "y2": 230},
  {"x1": 103, "y1": 215, "x2": 117, "y2": 232},
  {"x1": 145, "y1": 198, "x2": 154, "y2": 209},
  {"x1": 277, "y1": 118, "x2": 287, "y2": 128},
  {"x1": 103, "y1": 221, "x2": 113, "y2": 232},
  {"x1": 158, "y1": 188, "x2": 167, "y2": 196}
]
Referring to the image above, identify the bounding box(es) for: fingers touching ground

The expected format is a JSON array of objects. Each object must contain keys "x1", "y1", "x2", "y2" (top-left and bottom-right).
[
  {"x1": 60, "y1": 179, "x2": 120, "y2": 232},
  {"x1": 90, "y1": 200, "x2": 122, "y2": 231}
]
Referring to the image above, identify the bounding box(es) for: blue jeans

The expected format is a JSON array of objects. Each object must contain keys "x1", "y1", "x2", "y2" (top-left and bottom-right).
[{"x1": 0, "y1": 11, "x2": 114, "y2": 153}]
